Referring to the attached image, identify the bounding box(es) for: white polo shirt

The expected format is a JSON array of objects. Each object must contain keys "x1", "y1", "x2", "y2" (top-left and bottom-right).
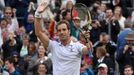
[{"x1": 47, "y1": 40, "x2": 85, "y2": 75}]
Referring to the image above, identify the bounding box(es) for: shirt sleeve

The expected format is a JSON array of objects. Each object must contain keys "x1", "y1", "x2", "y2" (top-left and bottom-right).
[
  {"x1": 47, "y1": 40, "x2": 53, "y2": 52},
  {"x1": 76, "y1": 42, "x2": 86, "y2": 54}
]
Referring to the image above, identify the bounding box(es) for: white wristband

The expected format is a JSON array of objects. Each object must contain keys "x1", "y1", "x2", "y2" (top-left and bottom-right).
[{"x1": 34, "y1": 11, "x2": 42, "y2": 18}]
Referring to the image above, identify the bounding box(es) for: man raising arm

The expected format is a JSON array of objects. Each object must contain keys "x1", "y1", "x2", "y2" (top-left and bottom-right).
[{"x1": 34, "y1": 1, "x2": 89, "y2": 75}]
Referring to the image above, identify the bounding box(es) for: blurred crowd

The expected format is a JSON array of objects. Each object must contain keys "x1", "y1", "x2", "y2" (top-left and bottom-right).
[{"x1": 0, "y1": 0, "x2": 133, "y2": 75}]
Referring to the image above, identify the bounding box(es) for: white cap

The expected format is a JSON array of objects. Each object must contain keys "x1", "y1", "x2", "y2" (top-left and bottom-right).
[{"x1": 98, "y1": 63, "x2": 108, "y2": 68}]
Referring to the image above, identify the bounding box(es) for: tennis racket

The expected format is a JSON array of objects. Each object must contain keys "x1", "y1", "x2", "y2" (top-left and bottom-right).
[
  {"x1": 73, "y1": 3, "x2": 92, "y2": 28},
  {"x1": 72, "y1": 3, "x2": 92, "y2": 41}
]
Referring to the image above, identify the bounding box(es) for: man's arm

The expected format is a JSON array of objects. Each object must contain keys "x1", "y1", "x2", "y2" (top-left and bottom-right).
[
  {"x1": 34, "y1": 1, "x2": 50, "y2": 48},
  {"x1": 82, "y1": 40, "x2": 93, "y2": 54},
  {"x1": 82, "y1": 46, "x2": 88, "y2": 54}
]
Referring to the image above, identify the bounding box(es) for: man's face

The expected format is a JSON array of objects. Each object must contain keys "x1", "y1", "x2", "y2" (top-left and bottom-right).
[
  {"x1": 106, "y1": 9, "x2": 113, "y2": 18},
  {"x1": 98, "y1": 67, "x2": 108, "y2": 75},
  {"x1": 5, "y1": 61, "x2": 12, "y2": 70},
  {"x1": 27, "y1": 14, "x2": 34, "y2": 23},
  {"x1": 124, "y1": 68, "x2": 133, "y2": 75},
  {"x1": 100, "y1": 35, "x2": 109, "y2": 44},
  {"x1": 57, "y1": 23, "x2": 70, "y2": 41},
  {"x1": 38, "y1": 64, "x2": 47, "y2": 73}
]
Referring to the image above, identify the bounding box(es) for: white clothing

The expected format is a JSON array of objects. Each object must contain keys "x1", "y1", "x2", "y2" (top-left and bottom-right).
[
  {"x1": 47, "y1": 40, "x2": 85, "y2": 75},
  {"x1": 8, "y1": 18, "x2": 19, "y2": 32},
  {"x1": 20, "y1": 46, "x2": 28, "y2": 57},
  {"x1": 118, "y1": 16, "x2": 126, "y2": 30},
  {"x1": 98, "y1": 56, "x2": 105, "y2": 63}
]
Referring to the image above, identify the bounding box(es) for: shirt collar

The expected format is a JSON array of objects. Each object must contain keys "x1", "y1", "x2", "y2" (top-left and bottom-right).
[{"x1": 58, "y1": 40, "x2": 74, "y2": 46}]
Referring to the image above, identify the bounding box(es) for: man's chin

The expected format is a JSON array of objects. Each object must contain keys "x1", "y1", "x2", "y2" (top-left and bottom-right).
[{"x1": 59, "y1": 37, "x2": 66, "y2": 41}]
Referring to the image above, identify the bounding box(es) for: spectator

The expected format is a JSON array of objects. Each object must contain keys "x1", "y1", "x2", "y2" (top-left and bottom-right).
[
  {"x1": 113, "y1": 6, "x2": 126, "y2": 30},
  {"x1": 100, "y1": 8, "x2": 120, "y2": 43},
  {"x1": 71, "y1": 16, "x2": 81, "y2": 40},
  {"x1": 2, "y1": 31, "x2": 22, "y2": 60},
  {"x1": 90, "y1": 20, "x2": 101, "y2": 44},
  {"x1": 24, "y1": 42, "x2": 36, "y2": 75},
  {"x1": 19, "y1": 34, "x2": 29, "y2": 58},
  {"x1": 5, "y1": 57, "x2": 21, "y2": 75},
  {"x1": 8, "y1": 0, "x2": 30, "y2": 26},
  {"x1": 27, "y1": 44, "x2": 52, "y2": 75},
  {"x1": 94, "y1": 46, "x2": 114, "y2": 75},
  {"x1": 116, "y1": 19, "x2": 134, "y2": 75},
  {"x1": 0, "y1": 18, "x2": 9, "y2": 47},
  {"x1": 97, "y1": 63, "x2": 108, "y2": 75},
  {"x1": 96, "y1": 3, "x2": 106, "y2": 21},
  {"x1": 25, "y1": 13, "x2": 35, "y2": 33},
  {"x1": 124, "y1": 65, "x2": 134, "y2": 75},
  {"x1": 0, "y1": 59, "x2": 9, "y2": 75},
  {"x1": 11, "y1": 51, "x2": 27, "y2": 75},
  {"x1": 118, "y1": 33, "x2": 134, "y2": 70},
  {"x1": 3, "y1": 7, "x2": 19, "y2": 32},
  {"x1": 93, "y1": 32, "x2": 116, "y2": 61},
  {"x1": 37, "y1": 63, "x2": 48, "y2": 75}
]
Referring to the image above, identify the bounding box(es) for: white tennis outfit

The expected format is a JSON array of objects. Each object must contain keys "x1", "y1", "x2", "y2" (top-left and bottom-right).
[{"x1": 47, "y1": 40, "x2": 85, "y2": 75}]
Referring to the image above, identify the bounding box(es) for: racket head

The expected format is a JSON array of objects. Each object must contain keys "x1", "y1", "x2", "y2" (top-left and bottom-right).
[
  {"x1": 74, "y1": 3, "x2": 89, "y2": 21},
  {"x1": 74, "y1": 3, "x2": 92, "y2": 30}
]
